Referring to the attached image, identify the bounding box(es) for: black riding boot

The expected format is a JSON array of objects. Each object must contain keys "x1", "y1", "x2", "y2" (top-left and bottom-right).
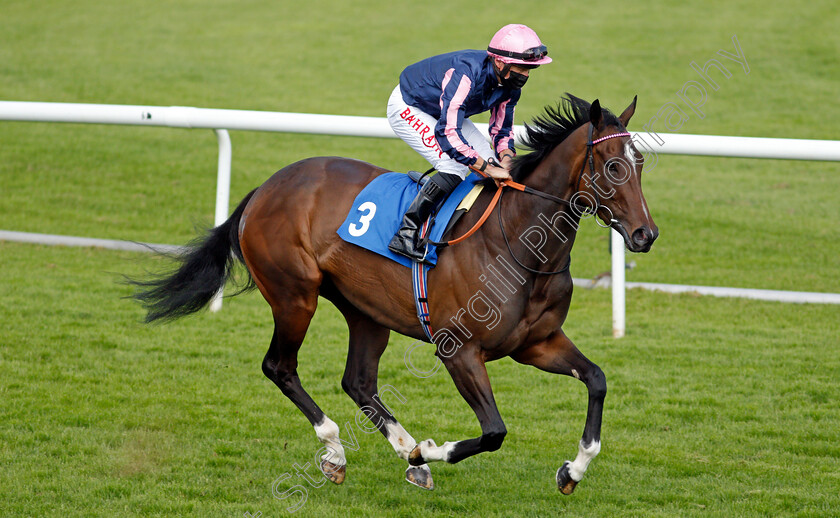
[{"x1": 388, "y1": 172, "x2": 460, "y2": 262}]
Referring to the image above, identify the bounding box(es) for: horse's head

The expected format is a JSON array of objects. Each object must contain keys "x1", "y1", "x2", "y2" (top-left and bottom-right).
[{"x1": 579, "y1": 97, "x2": 658, "y2": 253}]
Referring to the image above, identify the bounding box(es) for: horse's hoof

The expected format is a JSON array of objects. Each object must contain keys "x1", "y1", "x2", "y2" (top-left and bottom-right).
[
  {"x1": 320, "y1": 459, "x2": 346, "y2": 485},
  {"x1": 556, "y1": 461, "x2": 578, "y2": 495},
  {"x1": 405, "y1": 464, "x2": 434, "y2": 490},
  {"x1": 408, "y1": 444, "x2": 425, "y2": 466}
]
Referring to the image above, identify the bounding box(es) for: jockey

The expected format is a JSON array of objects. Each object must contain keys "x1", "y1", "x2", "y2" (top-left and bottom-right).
[{"x1": 387, "y1": 24, "x2": 552, "y2": 262}]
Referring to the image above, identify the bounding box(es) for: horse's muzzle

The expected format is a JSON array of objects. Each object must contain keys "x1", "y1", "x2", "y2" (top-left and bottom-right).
[{"x1": 630, "y1": 225, "x2": 658, "y2": 253}]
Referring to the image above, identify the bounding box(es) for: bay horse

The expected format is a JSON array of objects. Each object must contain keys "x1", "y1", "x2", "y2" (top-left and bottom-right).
[{"x1": 131, "y1": 94, "x2": 658, "y2": 494}]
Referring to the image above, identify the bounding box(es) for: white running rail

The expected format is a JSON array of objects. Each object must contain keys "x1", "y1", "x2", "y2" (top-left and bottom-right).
[{"x1": 2, "y1": 101, "x2": 839, "y2": 330}]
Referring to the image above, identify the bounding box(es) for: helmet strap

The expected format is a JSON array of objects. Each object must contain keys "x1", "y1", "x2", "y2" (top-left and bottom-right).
[{"x1": 493, "y1": 59, "x2": 512, "y2": 85}]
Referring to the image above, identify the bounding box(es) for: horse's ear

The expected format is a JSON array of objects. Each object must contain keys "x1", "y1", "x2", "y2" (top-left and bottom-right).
[
  {"x1": 589, "y1": 99, "x2": 603, "y2": 129},
  {"x1": 619, "y1": 95, "x2": 638, "y2": 127}
]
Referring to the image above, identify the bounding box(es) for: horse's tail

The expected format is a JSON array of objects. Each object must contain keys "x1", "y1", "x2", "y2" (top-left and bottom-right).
[{"x1": 130, "y1": 188, "x2": 258, "y2": 323}]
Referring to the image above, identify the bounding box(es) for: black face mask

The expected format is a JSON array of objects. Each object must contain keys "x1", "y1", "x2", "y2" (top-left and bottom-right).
[{"x1": 501, "y1": 70, "x2": 528, "y2": 89}]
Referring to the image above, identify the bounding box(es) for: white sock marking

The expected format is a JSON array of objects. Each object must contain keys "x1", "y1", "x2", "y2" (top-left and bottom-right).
[
  {"x1": 417, "y1": 439, "x2": 456, "y2": 463},
  {"x1": 568, "y1": 439, "x2": 601, "y2": 482},
  {"x1": 384, "y1": 421, "x2": 417, "y2": 461},
  {"x1": 314, "y1": 417, "x2": 346, "y2": 466}
]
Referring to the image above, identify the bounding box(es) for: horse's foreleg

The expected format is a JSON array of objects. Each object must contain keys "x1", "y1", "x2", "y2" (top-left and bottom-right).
[
  {"x1": 409, "y1": 349, "x2": 507, "y2": 466},
  {"x1": 512, "y1": 331, "x2": 606, "y2": 495},
  {"x1": 337, "y1": 305, "x2": 434, "y2": 490}
]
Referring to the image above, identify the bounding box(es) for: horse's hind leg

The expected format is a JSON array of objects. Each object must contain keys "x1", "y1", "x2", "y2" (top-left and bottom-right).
[
  {"x1": 260, "y1": 286, "x2": 350, "y2": 485},
  {"x1": 332, "y1": 298, "x2": 434, "y2": 490},
  {"x1": 512, "y1": 330, "x2": 606, "y2": 495}
]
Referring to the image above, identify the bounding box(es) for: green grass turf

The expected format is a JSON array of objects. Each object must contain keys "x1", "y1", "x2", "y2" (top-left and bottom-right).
[
  {"x1": 1, "y1": 0, "x2": 839, "y2": 516},
  {"x1": 0, "y1": 242, "x2": 838, "y2": 517}
]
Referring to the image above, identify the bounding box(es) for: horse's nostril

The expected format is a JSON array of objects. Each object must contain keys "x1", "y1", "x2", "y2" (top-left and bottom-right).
[{"x1": 632, "y1": 227, "x2": 650, "y2": 246}]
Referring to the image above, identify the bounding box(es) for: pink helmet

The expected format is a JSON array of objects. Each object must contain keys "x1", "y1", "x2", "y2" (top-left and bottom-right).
[{"x1": 487, "y1": 24, "x2": 552, "y2": 66}]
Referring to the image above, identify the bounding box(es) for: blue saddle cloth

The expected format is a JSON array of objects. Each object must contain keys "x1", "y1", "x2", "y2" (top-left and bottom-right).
[{"x1": 337, "y1": 172, "x2": 483, "y2": 268}]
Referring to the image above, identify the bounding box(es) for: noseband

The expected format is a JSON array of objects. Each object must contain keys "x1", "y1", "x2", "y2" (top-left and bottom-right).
[{"x1": 499, "y1": 123, "x2": 631, "y2": 275}]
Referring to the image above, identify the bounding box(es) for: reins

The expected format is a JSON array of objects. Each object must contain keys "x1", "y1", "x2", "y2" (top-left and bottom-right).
[
  {"x1": 496, "y1": 185, "x2": 572, "y2": 275},
  {"x1": 426, "y1": 123, "x2": 630, "y2": 275}
]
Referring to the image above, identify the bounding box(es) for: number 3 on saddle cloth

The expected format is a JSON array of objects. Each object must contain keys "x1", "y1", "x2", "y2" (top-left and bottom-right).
[{"x1": 337, "y1": 171, "x2": 485, "y2": 341}]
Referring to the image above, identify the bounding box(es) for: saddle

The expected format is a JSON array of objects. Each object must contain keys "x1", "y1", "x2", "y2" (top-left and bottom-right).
[{"x1": 337, "y1": 171, "x2": 485, "y2": 268}]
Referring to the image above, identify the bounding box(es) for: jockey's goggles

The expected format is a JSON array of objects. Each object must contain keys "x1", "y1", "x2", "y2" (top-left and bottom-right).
[{"x1": 487, "y1": 45, "x2": 548, "y2": 62}]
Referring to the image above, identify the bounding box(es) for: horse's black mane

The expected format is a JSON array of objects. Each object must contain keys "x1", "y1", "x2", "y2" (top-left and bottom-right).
[{"x1": 510, "y1": 94, "x2": 621, "y2": 182}]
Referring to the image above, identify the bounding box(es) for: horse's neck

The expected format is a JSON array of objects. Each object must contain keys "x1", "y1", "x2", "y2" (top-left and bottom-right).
[{"x1": 507, "y1": 132, "x2": 586, "y2": 272}]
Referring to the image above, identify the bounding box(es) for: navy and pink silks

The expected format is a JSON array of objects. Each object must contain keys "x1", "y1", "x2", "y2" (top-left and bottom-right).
[{"x1": 398, "y1": 50, "x2": 520, "y2": 168}]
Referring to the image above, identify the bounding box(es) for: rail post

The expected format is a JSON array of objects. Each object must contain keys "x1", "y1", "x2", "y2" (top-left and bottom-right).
[{"x1": 209, "y1": 129, "x2": 231, "y2": 313}]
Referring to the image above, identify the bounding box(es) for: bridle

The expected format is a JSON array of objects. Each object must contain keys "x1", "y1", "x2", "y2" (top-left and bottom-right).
[
  {"x1": 576, "y1": 124, "x2": 632, "y2": 227},
  {"x1": 497, "y1": 123, "x2": 631, "y2": 275}
]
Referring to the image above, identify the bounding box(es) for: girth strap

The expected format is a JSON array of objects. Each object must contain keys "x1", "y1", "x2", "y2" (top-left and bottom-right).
[{"x1": 412, "y1": 217, "x2": 434, "y2": 342}]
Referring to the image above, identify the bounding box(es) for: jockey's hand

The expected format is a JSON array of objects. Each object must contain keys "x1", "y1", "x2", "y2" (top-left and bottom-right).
[{"x1": 485, "y1": 163, "x2": 512, "y2": 187}]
